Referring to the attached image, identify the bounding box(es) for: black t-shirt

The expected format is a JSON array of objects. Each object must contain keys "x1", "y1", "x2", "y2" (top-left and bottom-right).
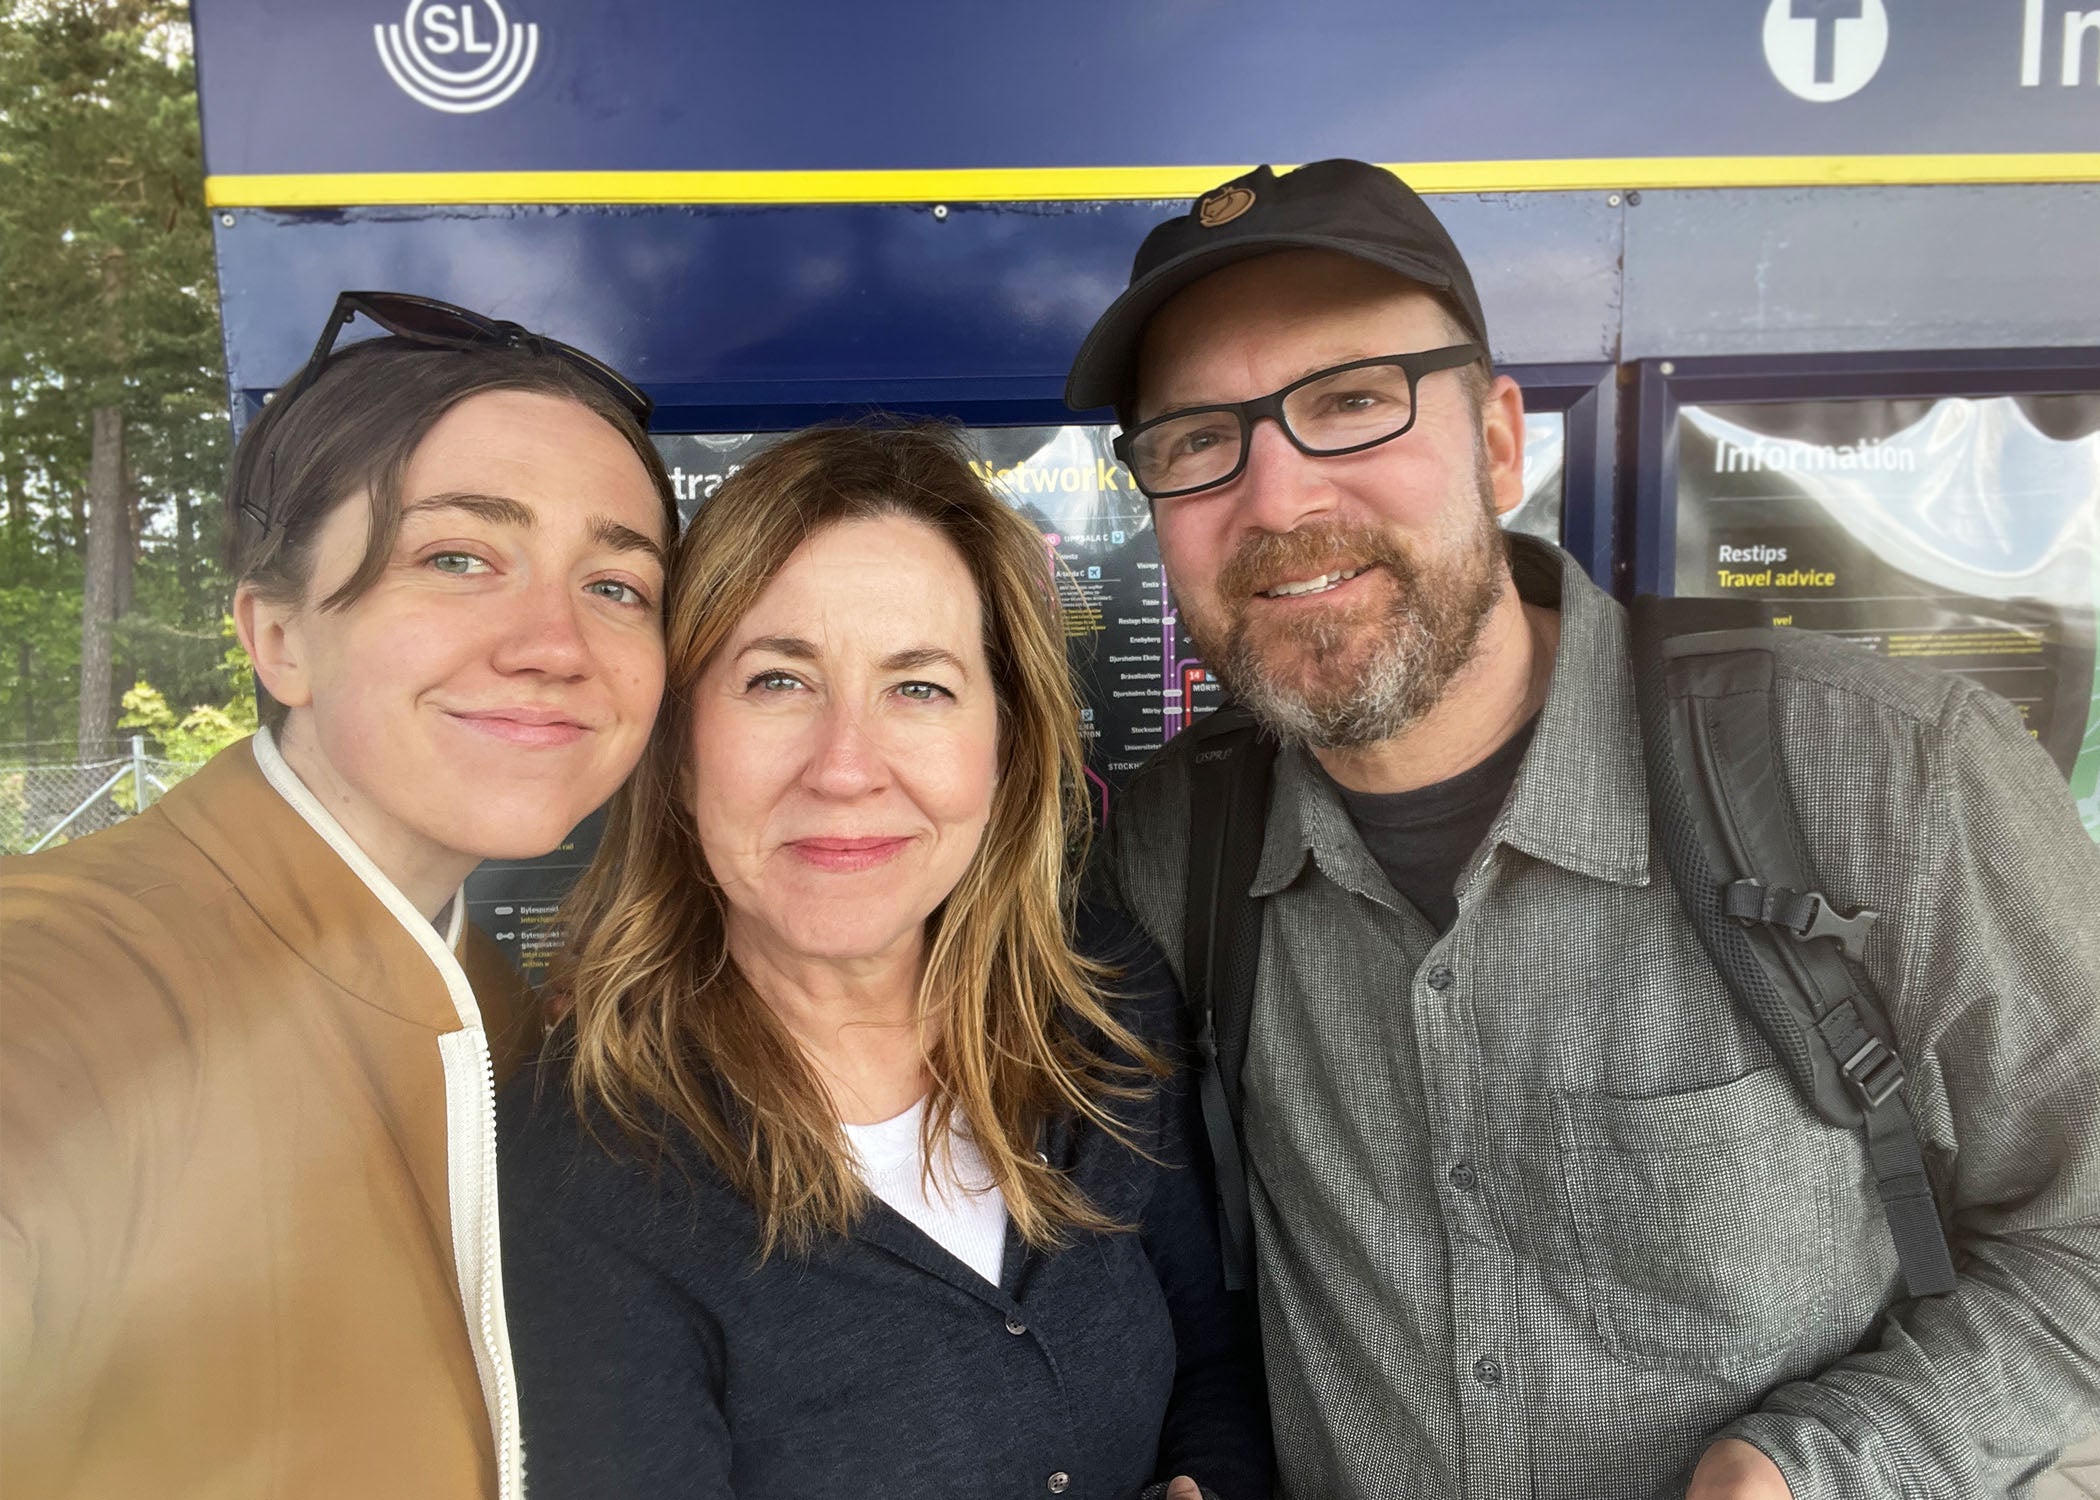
[{"x1": 1331, "y1": 714, "x2": 1540, "y2": 934}]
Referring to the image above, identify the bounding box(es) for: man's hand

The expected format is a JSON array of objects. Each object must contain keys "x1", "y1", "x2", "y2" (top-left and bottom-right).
[
  {"x1": 1687, "y1": 1438, "x2": 1793, "y2": 1500},
  {"x1": 1164, "y1": 1478, "x2": 1202, "y2": 1500}
]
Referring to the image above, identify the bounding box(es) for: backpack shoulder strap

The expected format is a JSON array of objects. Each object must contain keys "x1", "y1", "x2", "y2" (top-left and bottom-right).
[
  {"x1": 1181, "y1": 701, "x2": 1276, "y2": 1293},
  {"x1": 1630, "y1": 595, "x2": 1956, "y2": 1297}
]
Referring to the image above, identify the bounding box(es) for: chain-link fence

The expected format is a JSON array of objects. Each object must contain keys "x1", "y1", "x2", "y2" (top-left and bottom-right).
[{"x1": 0, "y1": 739, "x2": 205, "y2": 856}]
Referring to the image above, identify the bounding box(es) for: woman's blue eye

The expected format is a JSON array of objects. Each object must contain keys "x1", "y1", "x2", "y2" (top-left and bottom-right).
[
  {"x1": 587, "y1": 579, "x2": 649, "y2": 606},
  {"x1": 896, "y1": 681, "x2": 952, "y2": 702},
  {"x1": 747, "y1": 671, "x2": 802, "y2": 693},
  {"x1": 429, "y1": 552, "x2": 487, "y2": 575}
]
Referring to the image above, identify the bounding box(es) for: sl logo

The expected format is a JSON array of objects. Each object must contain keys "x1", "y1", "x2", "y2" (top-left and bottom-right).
[
  {"x1": 1762, "y1": 0, "x2": 1889, "y2": 101},
  {"x1": 375, "y1": 0, "x2": 540, "y2": 114}
]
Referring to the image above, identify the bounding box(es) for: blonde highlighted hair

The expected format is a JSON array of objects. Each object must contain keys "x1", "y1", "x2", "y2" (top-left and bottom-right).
[{"x1": 554, "y1": 421, "x2": 1159, "y2": 1257}]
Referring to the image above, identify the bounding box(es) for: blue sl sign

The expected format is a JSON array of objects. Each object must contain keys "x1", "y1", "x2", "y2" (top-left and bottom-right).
[{"x1": 193, "y1": 0, "x2": 2099, "y2": 206}]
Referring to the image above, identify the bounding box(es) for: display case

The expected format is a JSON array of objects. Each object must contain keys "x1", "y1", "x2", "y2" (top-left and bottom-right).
[{"x1": 1629, "y1": 349, "x2": 2100, "y2": 834}]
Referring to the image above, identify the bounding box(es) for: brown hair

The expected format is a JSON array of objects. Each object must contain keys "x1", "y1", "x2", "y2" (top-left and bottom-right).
[
  {"x1": 224, "y1": 337, "x2": 675, "y2": 726},
  {"x1": 554, "y1": 421, "x2": 1159, "y2": 1258}
]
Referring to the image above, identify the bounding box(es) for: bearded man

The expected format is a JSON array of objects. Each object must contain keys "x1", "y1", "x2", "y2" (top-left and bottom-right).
[{"x1": 1071, "y1": 160, "x2": 2100, "y2": 1500}]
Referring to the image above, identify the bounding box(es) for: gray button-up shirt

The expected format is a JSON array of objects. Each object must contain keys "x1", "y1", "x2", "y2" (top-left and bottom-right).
[{"x1": 1098, "y1": 535, "x2": 2100, "y2": 1499}]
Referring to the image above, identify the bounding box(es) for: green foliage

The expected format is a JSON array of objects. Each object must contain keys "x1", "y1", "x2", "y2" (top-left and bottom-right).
[
  {"x1": 2, "y1": 0, "x2": 230, "y2": 755},
  {"x1": 0, "y1": 570, "x2": 84, "y2": 746},
  {"x1": 116, "y1": 680, "x2": 246, "y2": 765},
  {"x1": 110, "y1": 613, "x2": 252, "y2": 810},
  {"x1": 117, "y1": 613, "x2": 254, "y2": 765}
]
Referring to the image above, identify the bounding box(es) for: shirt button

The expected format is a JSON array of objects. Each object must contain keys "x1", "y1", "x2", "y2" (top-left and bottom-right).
[
  {"x1": 1474, "y1": 1355, "x2": 1504, "y2": 1387},
  {"x1": 1047, "y1": 1473, "x2": 1070, "y2": 1493},
  {"x1": 1448, "y1": 1162, "x2": 1478, "y2": 1191},
  {"x1": 1426, "y1": 965, "x2": 1455, "y2": 991},
  {"x1": 1005, "y1": 1316, "x2": 1027, "y2": 1336}
]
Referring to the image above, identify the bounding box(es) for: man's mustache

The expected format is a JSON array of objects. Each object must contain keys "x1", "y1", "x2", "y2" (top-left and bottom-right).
[{"x1": 1216, "y1": 524, "x2": 1415, "y2": 605}]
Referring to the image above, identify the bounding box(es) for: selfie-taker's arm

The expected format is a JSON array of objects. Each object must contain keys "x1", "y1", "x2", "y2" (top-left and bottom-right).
[
  {"x1": 0, "y1": 962, "x2": 124, "y2": 1471},
  {"x1": 1712, "y1": 687, "x2": 2100, "y2": 1498},
  {"x1": 0, "y1": 883, "x2": 191, "y2": 1481}
]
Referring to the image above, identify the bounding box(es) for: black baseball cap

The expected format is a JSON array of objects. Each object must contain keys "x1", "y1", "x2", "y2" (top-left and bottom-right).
[{"x1": 1064, "y1": 159, "x2": 1490, "y2": 415}]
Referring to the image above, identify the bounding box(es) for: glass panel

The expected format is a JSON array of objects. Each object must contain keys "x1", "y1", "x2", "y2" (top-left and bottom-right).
[
  {"x1": 1507, "y1": 410, "x2": 1566, "y2": 544},
  {"x1": 1673, "y1": 393, "x2": 2100, "y2": 840}
]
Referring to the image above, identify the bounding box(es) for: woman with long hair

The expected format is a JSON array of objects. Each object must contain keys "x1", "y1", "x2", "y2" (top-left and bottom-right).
[{"x1": 500, "y1": 422, "x2": 1270, "y2": 1499}]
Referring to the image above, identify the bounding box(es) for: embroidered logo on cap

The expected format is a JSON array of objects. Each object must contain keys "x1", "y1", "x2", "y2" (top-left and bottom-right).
[{"x1": 1196, "y1": 185, "x2": 1255, "y2": 228}]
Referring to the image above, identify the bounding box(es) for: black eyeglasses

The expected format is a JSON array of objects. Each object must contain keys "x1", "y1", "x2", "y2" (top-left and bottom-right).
[
  {"x1": 1113, "y1": 343, "x2": 1484, "y2": 500},
  {"x1": 242, "y1": 291, "x2": 656, "y2": 531}
]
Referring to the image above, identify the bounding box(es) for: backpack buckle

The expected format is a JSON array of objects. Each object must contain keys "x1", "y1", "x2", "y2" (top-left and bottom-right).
[
  {"x1": 1799, "y1": 893, "x2": 1881, "y2": 965},
  {"x1": 1841, "y1": 1034, "x2": 1906, "y2": 1110},
  {"x1": 1726, "y1": 880, "x2": 1881, "y2": 964}
]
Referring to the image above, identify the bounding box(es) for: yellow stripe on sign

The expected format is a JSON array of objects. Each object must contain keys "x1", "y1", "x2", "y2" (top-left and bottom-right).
[{"x1": 203, "y1": 154, "x2": 2100, "y2": 208}]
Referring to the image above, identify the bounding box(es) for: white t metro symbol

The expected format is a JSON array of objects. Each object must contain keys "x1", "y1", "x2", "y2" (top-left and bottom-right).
[{"x1": 1762, "y1": 0, "x2": 1890, "y2": 102}]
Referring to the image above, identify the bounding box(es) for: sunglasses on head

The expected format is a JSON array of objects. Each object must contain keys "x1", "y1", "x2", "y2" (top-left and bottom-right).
[{"x1": 242, "y1": 291, "x2": 656, "y2": 531}]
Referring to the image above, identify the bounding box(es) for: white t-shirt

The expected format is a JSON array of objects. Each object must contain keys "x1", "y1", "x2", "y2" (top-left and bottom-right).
[{"x1": 841, "y1": 1099, "x2": 1010, "y2": 1287}]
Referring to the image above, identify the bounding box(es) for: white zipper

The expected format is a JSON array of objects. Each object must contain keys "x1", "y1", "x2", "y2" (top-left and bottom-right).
[
  {"x1": 441, "y1": 1027, "x2": 524, "y2": 1500},
  {"x1": 253, "y1": 730, "x2": 525, "y2": 1498}
]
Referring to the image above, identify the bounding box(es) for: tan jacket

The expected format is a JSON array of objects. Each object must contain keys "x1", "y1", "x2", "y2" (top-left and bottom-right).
[{"x1": 1, "y1": 733, "x2": 537, "y2": 1499}]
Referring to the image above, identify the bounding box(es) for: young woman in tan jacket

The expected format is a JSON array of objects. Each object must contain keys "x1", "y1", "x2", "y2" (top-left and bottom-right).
[{"x1": 1, "y1": 293, "x2": 674, "y2": 1500}]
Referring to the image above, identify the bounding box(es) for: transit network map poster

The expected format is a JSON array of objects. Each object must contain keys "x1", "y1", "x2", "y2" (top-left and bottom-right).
[
  {"x1": 468, "y1": 419, "x2": 1567, "y2": 981},
  {"x1": 1672, "y1": 393, "x2": 2100, "y2": 842}
]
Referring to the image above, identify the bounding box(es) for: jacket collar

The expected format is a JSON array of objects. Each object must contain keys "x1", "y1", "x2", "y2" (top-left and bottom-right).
[
  {"x1": 1488, "y1": 537, "x2": 1651, "y2": 887},
  {"x1": 1250, "y1": 746, "x2": 1406, "y2": 909},
  {"x1": 846, "y1": 1114, "x2": 1076, "y2": 1315},
  {"x1": 1249, "y1": 535, "x2": 1651, "y2": 901},
  {"x1": 155, "y1": 732, "x2": 483, "y2": 1033},
  {"x1": 848, "y1": 1201, "x2": 1025, "y2": 1316}
]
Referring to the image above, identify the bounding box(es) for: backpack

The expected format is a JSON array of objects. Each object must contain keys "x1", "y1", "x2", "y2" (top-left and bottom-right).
[{"x1": 1179, "y1": 594, "x2": 1958, "y2": 1300}]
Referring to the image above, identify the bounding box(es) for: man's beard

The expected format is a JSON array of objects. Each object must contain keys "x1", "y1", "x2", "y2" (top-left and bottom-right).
[{"x1": 1181, "y1": 475, "x2": 1507, "y2": 750}]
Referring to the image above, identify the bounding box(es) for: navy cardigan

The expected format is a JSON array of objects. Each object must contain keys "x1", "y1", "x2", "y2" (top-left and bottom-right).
[{"x1": 498, "y1": 910, "x2": 1273, "y2": 1500}]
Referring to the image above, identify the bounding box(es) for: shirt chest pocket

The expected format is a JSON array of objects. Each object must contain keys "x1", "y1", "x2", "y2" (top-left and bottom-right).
[{"x1": 1552, "y1": 1065, "x2": 1842, "y2": 1375}]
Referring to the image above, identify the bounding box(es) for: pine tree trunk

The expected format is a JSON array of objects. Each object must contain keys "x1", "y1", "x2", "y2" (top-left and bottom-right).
[
  {"x1": 77, "y1": 406, "x2": 125, "y2": 753},
  {"x1": 2, "y1": 458, "x2": 25, "y2": 745},
  {"x1": 175, "y1": 484, "x2": 195, "y2": 613},
  {"x1": 2, "y1": 450, "x2": 23, "y2": 565},
  {"x1": 114, "y1": 462, "x2": 138, "y2": 620}
]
